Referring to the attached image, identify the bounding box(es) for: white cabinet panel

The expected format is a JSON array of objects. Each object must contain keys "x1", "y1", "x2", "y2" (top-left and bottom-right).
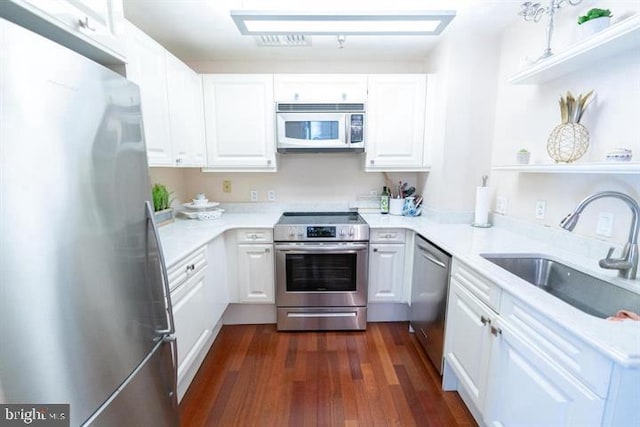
[
  {"x1": 445, "y1": 280, "x2": 494, "y2": 411},
  {"x1": 369, "y1": 243, "x2": 405, "y2": 302},
  {"x1": 124, "y1": 21, "x2": 172, "y2": 166},
  {"x1": 3, "y1": 0, "x2": 126, "y2": 62},
  {"x1": 274, "y1": 74, "x2": 367, "y2": 102},
  {"x1": 171, "y1": 268, "x2": 211, "y2": 400},
  {"x1": 484, "y1": 319, "x2": 605, "y2": 427},
  {"x1": 365, "y1": 74, "x2": 428, "y2": 171},
  {"x1": 165, "y1": 53, "x2": 206, "y2": 167},
  {"x1": 202, "y1": 74, "x2": 276, "y2": 171},
  {"x1": 237, "y1": 243, "x2": 275, "y2": 303}
]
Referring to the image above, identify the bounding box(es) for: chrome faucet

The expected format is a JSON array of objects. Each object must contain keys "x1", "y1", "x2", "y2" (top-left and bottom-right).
[{"x1": 560, "y1": 191, "x2": 639, "y2": 280}]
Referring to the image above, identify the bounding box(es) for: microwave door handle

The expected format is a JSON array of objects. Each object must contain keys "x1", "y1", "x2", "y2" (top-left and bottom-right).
[{"x1": 345, "y1": 114, "x2": 350, "y2": 145}]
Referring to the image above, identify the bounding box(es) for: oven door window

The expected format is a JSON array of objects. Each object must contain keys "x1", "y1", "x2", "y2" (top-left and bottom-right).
[
  {"x1": 284, "y1": 120, "x2": 339, "y2": 141},
  {"x1": 286, "y1": 253, "x2": 356, "y2": 292}
]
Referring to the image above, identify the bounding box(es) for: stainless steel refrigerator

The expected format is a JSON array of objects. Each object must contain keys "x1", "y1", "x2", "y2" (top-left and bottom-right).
[{"x1": 0, "y1": 18, "x2": 179, "y2": 426}]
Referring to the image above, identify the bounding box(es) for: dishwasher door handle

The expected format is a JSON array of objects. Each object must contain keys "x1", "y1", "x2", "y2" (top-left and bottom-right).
[{"x1": 417, "y1": 245, "x2": 447, "y2": 269}]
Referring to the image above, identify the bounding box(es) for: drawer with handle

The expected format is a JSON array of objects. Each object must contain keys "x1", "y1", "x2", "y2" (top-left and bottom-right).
[
  {"x1": 167, "y1": 246, "x2": 207, "y2": 292},
  {"x1": 236, "y1": 228, "x2": 274, "y2": 243},
  {"x1": 370, "y1": 228, "x2": 406, "y2": 243}
]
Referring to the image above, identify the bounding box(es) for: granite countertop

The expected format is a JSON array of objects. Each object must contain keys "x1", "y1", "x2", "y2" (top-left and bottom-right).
[{"x1": 159, "y1": 211, "x2": 640, "y2": 367}]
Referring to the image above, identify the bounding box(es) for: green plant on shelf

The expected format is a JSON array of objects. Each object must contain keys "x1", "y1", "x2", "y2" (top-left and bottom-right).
[{"x1": 578, "y1": 8, "x2": 612, "y2": 25}]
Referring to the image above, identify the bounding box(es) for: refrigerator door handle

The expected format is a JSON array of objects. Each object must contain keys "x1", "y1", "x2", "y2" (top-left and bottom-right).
[
  {"x1": 145, "y1": 201, "x2": 176, "y2": 336},
  {"x1": 162, "y1": 335, "x2": 178, "y2": 400}
]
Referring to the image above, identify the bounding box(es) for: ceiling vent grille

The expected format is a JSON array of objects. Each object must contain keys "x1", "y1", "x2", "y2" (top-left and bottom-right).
[{"x1": 255, "y1": 35, "x2": 311, "y2": 47}]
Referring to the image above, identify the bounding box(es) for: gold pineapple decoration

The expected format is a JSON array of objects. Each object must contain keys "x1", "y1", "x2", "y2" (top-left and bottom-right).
[{"x1": 547, "y1": 90, "x2": 593, "y2": 163}]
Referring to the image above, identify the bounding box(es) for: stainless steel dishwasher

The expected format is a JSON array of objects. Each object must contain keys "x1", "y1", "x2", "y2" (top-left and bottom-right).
[{"x1": 410, "y1": 235, "x2": 451, "y2": 374}]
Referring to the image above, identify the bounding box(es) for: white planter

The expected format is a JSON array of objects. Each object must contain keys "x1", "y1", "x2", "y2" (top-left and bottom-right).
[{"x1": 579, "y1": 17, "x2": 611, "y2": 38}]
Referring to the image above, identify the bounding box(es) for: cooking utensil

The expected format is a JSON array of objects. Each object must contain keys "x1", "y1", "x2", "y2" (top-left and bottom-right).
[{"x1": 405, "y1": 187, "x2": 416, "y2": 197}]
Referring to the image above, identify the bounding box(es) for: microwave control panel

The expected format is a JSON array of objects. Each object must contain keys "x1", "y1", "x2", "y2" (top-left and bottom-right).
[{"x1": 350, "y1": 114, "x2": 364, "y2": 143}]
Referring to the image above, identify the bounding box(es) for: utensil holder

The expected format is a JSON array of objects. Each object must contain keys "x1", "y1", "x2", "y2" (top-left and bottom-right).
[{"x1": 389, "y1": 198, "x2": 405, "y2": 215}]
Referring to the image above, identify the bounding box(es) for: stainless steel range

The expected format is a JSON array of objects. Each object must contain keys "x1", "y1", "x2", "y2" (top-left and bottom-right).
[{"x1": 274, "y1": 212, "x2": 370, "y2": 331}]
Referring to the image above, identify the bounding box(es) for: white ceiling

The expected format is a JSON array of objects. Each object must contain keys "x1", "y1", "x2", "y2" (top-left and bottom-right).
[{"x1": 122, "y1": 0, "x2": 520, "y2": 63}]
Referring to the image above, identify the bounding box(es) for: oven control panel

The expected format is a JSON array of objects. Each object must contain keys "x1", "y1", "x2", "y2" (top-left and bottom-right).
[
  {"x1": 307, "y1": 226, "x2": 336, "y2": 238},
  {"x1": 277, "y1": 225, "x2": 368, "y2": 241}
]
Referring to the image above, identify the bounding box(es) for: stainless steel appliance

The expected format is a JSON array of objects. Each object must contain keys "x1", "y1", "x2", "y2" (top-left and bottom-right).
[
  {"x1": 276, "y1": 103, "x2": 365, "y2": 153},
  {"x1": 274, "y1": 212, "x2": 370, "y2": 330},
  {"x1": 0, "y1": 18, "x2": 178, "y2": 426},
  {"x1": 410, "y1": 235, "x2": 451, "y2": 374}
]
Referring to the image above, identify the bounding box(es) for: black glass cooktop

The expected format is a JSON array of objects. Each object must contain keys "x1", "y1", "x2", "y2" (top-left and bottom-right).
[{"x1": 278, "y1": 212, "x2": 366, "y2": 225}]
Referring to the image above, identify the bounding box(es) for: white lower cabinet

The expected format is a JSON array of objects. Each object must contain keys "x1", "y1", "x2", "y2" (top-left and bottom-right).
[
  {"x1": 236, "y1": 229, "x2": 275, "y2": 303},
  {"x1": 444, "y1": 259, "x2": 612, "y2": 426},
  {"x1": 168, "y1": 239, "x2": 229, "y2": 402},
  {"x1": 444, "y1": 280, "x2": 494, "y2": 411},
  {"x1": 368, "y1": 229, "x2": 407, "y2": 303},
  {"x1": 484, "y1": 318, "x2": 605, "y2": 427},
  {"x1": 172, "y1": 267, "x2": 210, "y2": 401}
]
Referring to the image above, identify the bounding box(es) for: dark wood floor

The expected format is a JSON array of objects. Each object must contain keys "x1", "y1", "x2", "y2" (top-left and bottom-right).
[{"x1": 180, "y1": 322, "x2": 476, "y2": 427}]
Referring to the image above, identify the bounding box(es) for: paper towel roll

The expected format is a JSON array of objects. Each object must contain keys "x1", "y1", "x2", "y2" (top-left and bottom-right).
[{"x1": 474, "y1": 187, "x2": 490, "y2": 225}]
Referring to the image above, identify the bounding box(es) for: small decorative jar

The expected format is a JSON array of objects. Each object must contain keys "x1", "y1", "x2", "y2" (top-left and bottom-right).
[{"x1": 517, "y1": 150, "x2": 531, "y2": 165}]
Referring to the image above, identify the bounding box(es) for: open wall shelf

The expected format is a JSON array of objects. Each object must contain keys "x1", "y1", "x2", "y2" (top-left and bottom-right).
[
  {"x1": 492, "y1": 163, "x2": 640, "y2": 174},
  {"x1": 509, "y1": 15, "x2": 640, "y2": 85}
]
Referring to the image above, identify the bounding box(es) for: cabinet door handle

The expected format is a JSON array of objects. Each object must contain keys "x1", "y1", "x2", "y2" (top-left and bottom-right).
[
  {"x1": 480, "y1": 316, "x2": 491, "y2": 326},
  {"x1": 491, "y1": 326, "x2": 502, "y2": 336},
  {"x1": 370, "y1": 159, "x2": 375, "y2": 165},
  {"x1": 265, "y1": 248, "x2": 271, "y2": 253},
  {"x1": 78, "y1": 17, "x2": 96, "y2": 31},
  {"x1": 267, "y1": 159, "x2": 272, "y2": 165},
  {"x1": 373, "y1": 248, "x2": 378, "y2": 252}
]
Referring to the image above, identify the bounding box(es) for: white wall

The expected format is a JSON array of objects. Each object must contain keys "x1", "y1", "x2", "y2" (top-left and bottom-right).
[
  {"x1": 491, "y1": 1, "x2": 640, "y2": 244},
  {"x1": 150, "y1": 157, "x2": 417, "y2": 205},
  {"x1": 418, "y1": 30, "x2": 502, "y2": 215}
]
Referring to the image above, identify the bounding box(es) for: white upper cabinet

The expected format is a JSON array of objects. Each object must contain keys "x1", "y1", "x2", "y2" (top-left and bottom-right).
[
  {"x1": 125, "y1": 22, "x2": 206, "y2": 167},
  {"x1": 202, "y1": 74, "x2": 276, "y2": 171},
  {"x1": 125, "y1": 22, "x2": 173, "y2": 166},
  {"x1": 1, "y1": 0, "x2": 126, "y2": 63},
  {"x1": 165, "y1": 53, "x2": 206, "y2": 167},
  {"x1": 274, "y1": 74, "x2": 368, "y2": 102},
  {"x1": 365, "y1": 74, "x2": 430, "y2": 171}
]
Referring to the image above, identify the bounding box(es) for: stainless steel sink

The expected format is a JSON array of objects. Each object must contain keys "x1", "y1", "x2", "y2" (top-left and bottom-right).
[{"x1": 481, "y1": 254, "x2": 640, "y2": 319}]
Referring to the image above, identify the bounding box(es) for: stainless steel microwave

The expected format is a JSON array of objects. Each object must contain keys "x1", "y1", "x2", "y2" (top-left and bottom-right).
[{"x1": 276, "y1": 103, "x2": 365, "y2": 153}]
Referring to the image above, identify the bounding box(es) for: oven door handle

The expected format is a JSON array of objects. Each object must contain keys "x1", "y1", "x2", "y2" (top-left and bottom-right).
[{"x1": 275, "y1": 243, "x2": 368, "y2": 252}]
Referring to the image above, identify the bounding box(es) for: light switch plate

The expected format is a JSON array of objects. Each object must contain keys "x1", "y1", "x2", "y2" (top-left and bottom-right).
[
  {"x1": 250, "y1": 190, "x2": 258, "y2": 202},
  {"x1": 596, "y1": 212, "x2": 614, "y2": 237},
  {"x1": 535, "y1": 200, "x2": 546, "y2": 220}
]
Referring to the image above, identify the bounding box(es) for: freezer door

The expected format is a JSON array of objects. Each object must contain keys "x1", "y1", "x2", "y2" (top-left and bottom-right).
[
  {"x1": 0, "y1": 18, "x2": 175, "y2": 425},
  {"x1": 85, "y1": 340, "x2": 178, "y2": 427}
]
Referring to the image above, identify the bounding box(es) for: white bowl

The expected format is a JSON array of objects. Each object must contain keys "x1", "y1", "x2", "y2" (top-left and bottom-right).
[{"x1": 192, "y1": 198, "x2": 209, "y2": 205}]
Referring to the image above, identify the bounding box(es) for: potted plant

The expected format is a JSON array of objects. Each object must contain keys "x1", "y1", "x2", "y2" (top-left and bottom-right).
[
  {"x1": 152, "y1": 183, "x2": 174, "y2": 225},
  {"x1": 578, "y1": 8, "x2": 612, "y2": 36},
  {"x1": 517, "y1": 149, "x2": 531, "y2": 165}
]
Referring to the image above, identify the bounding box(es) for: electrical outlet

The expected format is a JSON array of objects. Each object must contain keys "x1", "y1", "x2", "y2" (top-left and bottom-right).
[
  {"x1": 496, "y1": 197, "x2": 508, "y2": 215},
  {"x1": 250, "y1": 190, "x2": 258, "y2": 202},
  {"x1": 535, "y1": 200, "x2": 546, "y2": 220},
  {"x1": 267, "y1": 190, "x2": 276, "y2": 201},
  {"x1": 223, "y1": 180, "x2": 231, "y2": 193},
  {"x1": 596, "y1": 212, "x2": 614, "y2": 237}
]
